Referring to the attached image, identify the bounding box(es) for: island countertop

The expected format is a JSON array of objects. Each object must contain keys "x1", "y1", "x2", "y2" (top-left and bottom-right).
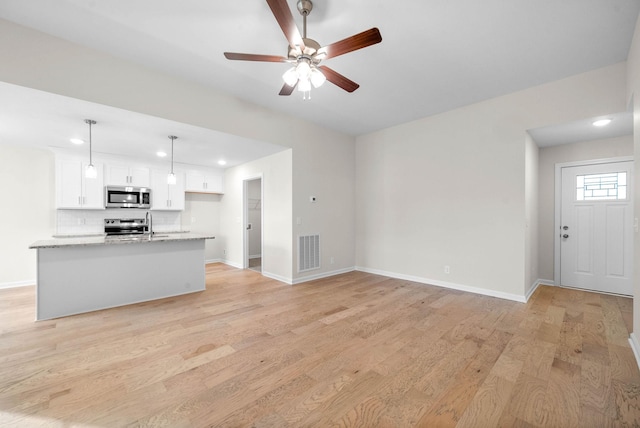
[{"x1": 30, "y1": 233, "x2": 215, "y2": 249}]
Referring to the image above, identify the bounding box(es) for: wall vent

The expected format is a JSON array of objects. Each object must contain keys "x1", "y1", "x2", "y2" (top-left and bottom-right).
[{"x1": 298, "y1": 234, "x2": 320, "y2": 272}]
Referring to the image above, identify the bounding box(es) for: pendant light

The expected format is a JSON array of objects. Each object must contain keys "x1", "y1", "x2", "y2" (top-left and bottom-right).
[
  {"x1": 84, "y1": 119, "x2": 97, "y2": 179},
  {"x1": 167, "y1": 135, "x2": 177, "y2": 185}
]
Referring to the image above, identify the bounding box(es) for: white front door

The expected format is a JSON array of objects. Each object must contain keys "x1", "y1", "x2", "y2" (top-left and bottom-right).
[{"x1": 560, "y1": 161, "x2": 633, "y2": 295}]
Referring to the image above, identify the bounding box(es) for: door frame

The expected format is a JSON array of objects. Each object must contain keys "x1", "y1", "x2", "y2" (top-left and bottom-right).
[
  {"x1": 553, "y1": 156, "x2": 634, "y2": 287},
  {"x1": 243, "y1": 174, "x2": 264, "y2": 270}
]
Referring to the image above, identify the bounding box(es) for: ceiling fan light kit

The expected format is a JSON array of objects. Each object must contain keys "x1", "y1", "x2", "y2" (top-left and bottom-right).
[{"x1": 224, "y1": 0, "x2": 382, "y2": 99}]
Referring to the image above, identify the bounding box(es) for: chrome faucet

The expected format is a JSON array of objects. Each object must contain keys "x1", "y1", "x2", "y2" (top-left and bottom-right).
[{"x1": 146, "y1": 211, "x2": 153, "y2": 236}]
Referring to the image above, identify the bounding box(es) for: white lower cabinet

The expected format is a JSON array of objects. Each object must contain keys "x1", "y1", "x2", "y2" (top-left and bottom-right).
[
  {"x1": 56, "y1": 158, "x2": 104, "y2": 209},
  {"x1": 150, "y1": 169, "x2": 185, "y2": 210}
]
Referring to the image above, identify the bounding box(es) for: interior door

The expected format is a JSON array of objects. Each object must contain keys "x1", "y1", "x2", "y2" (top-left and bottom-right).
[{"x1": 560, "y1": 161, "x2": 633, "y2": 295}]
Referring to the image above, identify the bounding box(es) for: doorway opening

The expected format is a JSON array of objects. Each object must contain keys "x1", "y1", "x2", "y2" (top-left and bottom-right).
[
  {"x1": 244, "y1": 177, "x2": 263, "y2": 272},
  {"x1": 554, "y1": 157, "x2": 634, "y2": 295}
]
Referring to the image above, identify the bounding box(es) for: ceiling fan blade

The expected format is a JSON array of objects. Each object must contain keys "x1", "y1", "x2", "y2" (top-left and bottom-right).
[
  {"x1": 279, "y1": 82, "x2": 297, "y2": 96},
  {"x1": 317, "y1": 66, "x2": 360, "y2": 93},
  {"x1": 266, "y1": 0, "x2": 305, "y2": 51},
  {"x1": 318, "y1": 28, "x2": 382, "y2": 60},
  {"x1": 224, "y1": 52, "x2": 288, "y2": 62}
]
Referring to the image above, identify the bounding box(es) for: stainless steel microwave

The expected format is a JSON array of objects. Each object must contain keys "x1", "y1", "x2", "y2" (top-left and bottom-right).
[{"x1": 105, "y1": 186, "x2": 151, "y2": 209}]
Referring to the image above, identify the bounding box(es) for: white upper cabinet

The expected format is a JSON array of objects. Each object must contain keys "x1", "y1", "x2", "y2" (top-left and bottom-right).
[
  {"x1": 105, "y1": 163, "x2": 150, "y2": 187},
  {"x1": 150, "y1": 169, "x2": 185, "y2": 211},
  {"x1": 56, "y1": 158, "x2": 104, "y2": 209},
  {"x1": 185, "y1": 169, "x2": 224, "y2": 194}
]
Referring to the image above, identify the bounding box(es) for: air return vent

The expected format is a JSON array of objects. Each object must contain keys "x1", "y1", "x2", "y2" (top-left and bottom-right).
[{"x1": 298, "y1": 234, "x2": 320, "y2": 272}]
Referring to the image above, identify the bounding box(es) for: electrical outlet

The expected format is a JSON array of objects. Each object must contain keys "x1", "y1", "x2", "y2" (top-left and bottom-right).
[
  {"x1": 330, "y1": 256, "x2": 334, "y2": 264},
  {"x1": 191, "y1": 217, "x2": 196, "y2": 223},
  {"x1": 444, "y1": 265, "x2": 450, "y2": 274},
  {"x1": 223, "y1": 249, "x2": 227, "y2": 255}
]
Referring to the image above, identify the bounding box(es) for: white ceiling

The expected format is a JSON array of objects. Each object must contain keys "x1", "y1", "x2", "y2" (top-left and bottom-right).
[
  {"x1": 529, "y1": 111, "x2": 634, "y2": 148},
  {"x1": 0, "y1": 81, "x2": 287, "y2": 168},
  {"x1": 0, "y1": 0, "x2": 638, "y2": 160}
]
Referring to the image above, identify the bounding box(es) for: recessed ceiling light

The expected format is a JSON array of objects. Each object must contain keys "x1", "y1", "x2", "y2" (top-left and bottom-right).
[
  {"x1": 70, "y1": 138, "x2": 84, "y2": 145},
  {"x1": 218, "y1": 160, "x2": 227, "y2": 166},
  {"x1": 593, "y1": 119, "x2": 612, "y2": 127},
  {"x1": 156, "y1": 151, "x2": 167, "y2": 157}
]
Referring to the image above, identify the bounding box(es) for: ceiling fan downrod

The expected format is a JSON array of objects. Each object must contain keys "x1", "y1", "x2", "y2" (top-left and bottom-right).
[{"x1": 297, "y1": 0, "x2": 313, "y2": 39}]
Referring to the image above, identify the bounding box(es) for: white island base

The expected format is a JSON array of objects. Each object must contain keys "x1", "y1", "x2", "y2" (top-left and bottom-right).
[{"x1": 34, "y1": 238, "x2": 207, "y2": 320}]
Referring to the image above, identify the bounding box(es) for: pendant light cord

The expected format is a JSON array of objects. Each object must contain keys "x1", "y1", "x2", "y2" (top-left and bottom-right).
[
  {"x1": 169, "y1": 135, "x2": 177, "y2": 174},
  {"x1": 85, "y1": 119, "x2": 96, "y2": 166}
]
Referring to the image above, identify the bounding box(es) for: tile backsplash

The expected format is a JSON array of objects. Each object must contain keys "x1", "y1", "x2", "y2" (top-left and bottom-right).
[{"x1": 56, "y1": 209, "x2": 182, "y2": 236}]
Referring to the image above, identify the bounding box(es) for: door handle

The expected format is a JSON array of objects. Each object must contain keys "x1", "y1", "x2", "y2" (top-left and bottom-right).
[
  {"x1": 562, "y1": 226, "x2": 569, "y2": 230},
  {"x1": 563, "y1": 234, "x2": 569, "y2": 239}
]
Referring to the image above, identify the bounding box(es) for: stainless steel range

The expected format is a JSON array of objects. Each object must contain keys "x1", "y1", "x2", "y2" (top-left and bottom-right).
[{"x1": 104, "y1": 218, "x2": 148, "y2": 236}]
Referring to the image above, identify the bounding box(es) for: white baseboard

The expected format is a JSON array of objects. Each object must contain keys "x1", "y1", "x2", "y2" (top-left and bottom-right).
[
  {"x1": 630, "y1": 334, "x2": 640, "y2": 371},
  {"x1": 0, "y1": 280, "x2": 35, "y2": 290},
  {"x1": 205, "y1": 258, "x2": 224, "y2": 265},
  {"x1": 355, "y1": 266, "x2": 527, "y2": 303},
  {"x1": 249, "y1": 254, "x2": 262, "y2": 260},
  {"x1": 525, "y1": 279, "x2": 554, "y2": 302},
  {"x1": 262, "y1": 271, "x2": 293, "y2": 284},
  {"x1": 222, "y1": 260, "x2": 243, "y2": 269},
  {"x1": 292, "y1": 267, "x2": 356, "y2": 285}
]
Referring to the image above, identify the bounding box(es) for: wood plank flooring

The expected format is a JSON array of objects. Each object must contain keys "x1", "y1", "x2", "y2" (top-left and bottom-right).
[{"x1": 0, "y1": 264, "x2": 639, "y2": 427}]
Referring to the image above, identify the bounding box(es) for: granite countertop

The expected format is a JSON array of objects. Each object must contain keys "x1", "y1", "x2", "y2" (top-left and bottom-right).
[{"x1": 30, "y1": 233, "x2": 215, "y2": 249}]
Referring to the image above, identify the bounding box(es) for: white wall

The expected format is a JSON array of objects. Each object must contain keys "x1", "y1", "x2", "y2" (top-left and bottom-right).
[
  {"x1": 626, "y1": 13, "x2": 640, "y2": 350},
  {"x1": 182, "y1": 193, "x2": 223, "y2": 263},
  {"x1": 0, "y1": 144, "x2": 55, "y2": 287},
  {"x1": 221, "y1": 150, "x2": 292, "y2": 281},
  {"x1": 536, "y1": 136, "x2": 634, "y2": 282},
  {"x1": 356, "y1": 63, "x2": 628, "y2": 301},
  {"x1": 0, "y1": 19, "x2": 355, "y2": 284},
  {"x1": 525, "y1": 133, "x2": 539, "y2": 296}
]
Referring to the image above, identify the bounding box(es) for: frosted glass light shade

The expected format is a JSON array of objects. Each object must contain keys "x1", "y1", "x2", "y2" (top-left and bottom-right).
[
  {"x1": 310, "y1": 68, "x2": 326, "y2": 88},
  {"x1": 296, "y1": 61, "x2": 311, "y2": 79},
  {"x1": 297, "y1": 78, "x2": 311, "y2": 92},
  {"x1": 85, "y1": 164, "x2": 97, "y2": 179},
  {"x1": 167, "y1": 172, "x2": 176, "y2": 185},
  {"x1": 282, "y1": 67, "x2": 298, "y2": 86}
]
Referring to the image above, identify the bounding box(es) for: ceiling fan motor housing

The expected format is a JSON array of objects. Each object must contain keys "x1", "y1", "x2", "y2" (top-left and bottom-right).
[{"x1": 289, "y1": 38, "x2": 322, "y2": 60}]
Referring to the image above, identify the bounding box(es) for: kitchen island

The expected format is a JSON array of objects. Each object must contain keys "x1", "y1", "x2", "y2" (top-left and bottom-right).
[{"x1": 30, "y1": 233, "x2": 215, "y2": 320}]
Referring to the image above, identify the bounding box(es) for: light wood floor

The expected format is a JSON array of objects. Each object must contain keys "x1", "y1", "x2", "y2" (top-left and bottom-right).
[{"x1": 1, "y1": 264, "x2": 639, "y2": 427}]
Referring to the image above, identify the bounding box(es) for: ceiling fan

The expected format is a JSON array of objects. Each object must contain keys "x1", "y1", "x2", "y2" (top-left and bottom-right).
[{"x1": 224, "y1": 0, "x2": 382, "y2": 97}]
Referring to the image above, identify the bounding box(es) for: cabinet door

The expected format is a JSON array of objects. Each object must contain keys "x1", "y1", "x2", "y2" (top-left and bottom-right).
[
  {"x1": 150, "y1": 170, "x2": 183, "y2": 210},
  {"x1": 205, "y1": 174, "x2": 224, "y2": 193},
  {"x1": 81, "y1": 162, "x2": 105, "y2": 209},
  {"x1": 185, "y1": 171, "x2": 206, "y2": 192},
  {"x1": 129, "y1": 166, "x2": 150, "y2": 188},
  {"x1": 105, "y1": 164, "x2": 130, "y2": 186},
  {"x1": 150, "y1": 170, "x2": 170, "y2": 210},
  {"x1": 168, "y1": 173, "x2": 185, "y2": 211},
  {"x1": 57, "y1": 158, "x2": 83, "y2": 208}
]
